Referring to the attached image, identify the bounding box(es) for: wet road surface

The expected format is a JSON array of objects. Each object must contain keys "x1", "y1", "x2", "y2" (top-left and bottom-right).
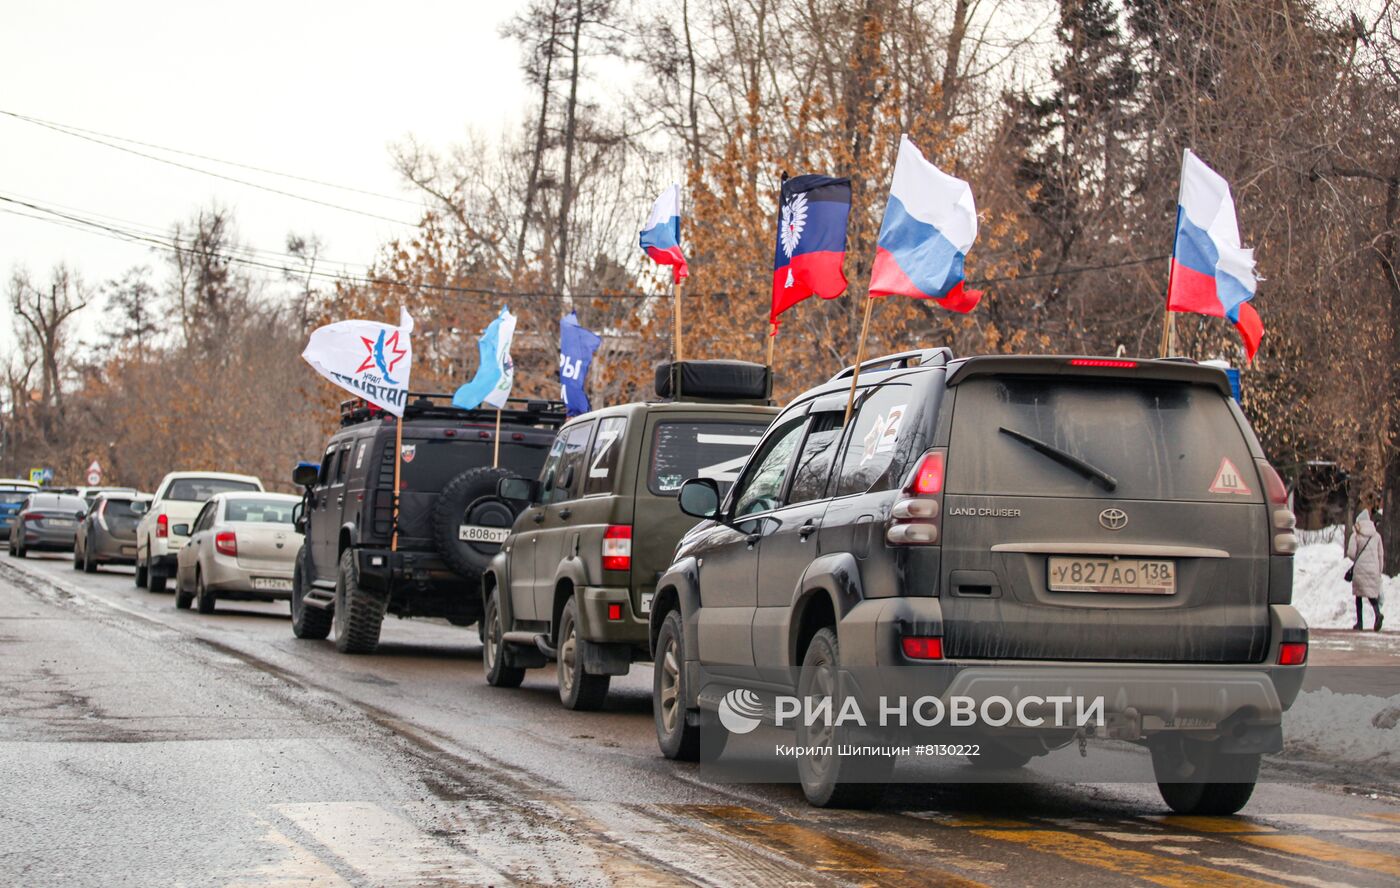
[{"x1": 2, "y1": 552, "x2": 1399, "y2": 886}]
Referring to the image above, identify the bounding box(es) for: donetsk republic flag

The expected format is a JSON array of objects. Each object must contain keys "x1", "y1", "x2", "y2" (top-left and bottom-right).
[{"x1": 771, "y1": 175, "x2": 851, "y2": 326}]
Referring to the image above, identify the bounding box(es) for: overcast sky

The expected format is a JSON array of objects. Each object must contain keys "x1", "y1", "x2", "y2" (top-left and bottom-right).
[{"x1": 1, "y1": 0, "x2": 535, "y2": 350}]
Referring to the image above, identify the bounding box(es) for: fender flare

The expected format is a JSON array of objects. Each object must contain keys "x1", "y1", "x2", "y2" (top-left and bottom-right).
[
  {"x1": 482, "y1": 548, "x2": 514, "y2": 628},
  {"x1": 786, "y1": 551, "x2": 866, "y2": 673},
  {"x1": 549, "y1": 557, "x2": 590, "y2": 639},
  {"x1": 648, "y1": 556, "x2": 702, "y2": 659}
]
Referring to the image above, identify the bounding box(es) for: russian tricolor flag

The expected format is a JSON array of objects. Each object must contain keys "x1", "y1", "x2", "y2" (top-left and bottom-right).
[
  {"x1": 639, "y1": 184, "x2": 689, "y2": 283},
  {"x1": 1168, "y1": 149, "x2": 1264, "y2": 361},
  {"x1": 868, "y1": 135, "x2": 981, "y2": 312}
]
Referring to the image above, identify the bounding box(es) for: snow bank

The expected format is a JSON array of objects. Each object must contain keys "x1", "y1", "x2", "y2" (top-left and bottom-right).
[
  {"x1": 1291, "y1": 527, "x2": 1398, "y2": 630},
  {"x1": 1283, "y1": 687, "x2": 1400, "y2": 771}
]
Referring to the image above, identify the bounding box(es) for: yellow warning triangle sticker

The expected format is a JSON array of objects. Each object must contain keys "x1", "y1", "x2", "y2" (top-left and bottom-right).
[{"x1": 1209, "y1": 457, "x2": 1253, "y2": 495}]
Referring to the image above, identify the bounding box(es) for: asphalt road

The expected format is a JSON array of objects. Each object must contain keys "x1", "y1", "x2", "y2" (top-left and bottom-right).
[{"x1": 3, "y1": 551, "x2": 1399, "y2": 887}]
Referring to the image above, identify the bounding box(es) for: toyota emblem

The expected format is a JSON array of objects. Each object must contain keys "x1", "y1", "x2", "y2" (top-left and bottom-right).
[{"x1": 1099, "y1": 508, "x2": 1128, "y2": 531}]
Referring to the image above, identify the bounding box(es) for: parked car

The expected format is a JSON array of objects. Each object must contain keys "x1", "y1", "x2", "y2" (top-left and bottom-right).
[
  {"x1": 173, "y1": 492, "x2": 303, "y2": 614},
  {"x1": 7, "y1": 492, "x2": 89, "y2": 557},
  {"x1": 291, "y1": 393, "x2": 566, "y2": 654},
  {"x1": 654, "y1": 349, "x2": 1307, "y2": 815},
  {"x1": 0, "y1": 479, "x2": 41, "y2": 538},
  {"x1": 73, "y1": 492, "x2": 150, "y2": 572},
  {"x1": 133, "y1": 472, "x2": 265, "y2": 592},
  {"x1": 484, "y1": 360, "x2": 777, "y2": 710}
]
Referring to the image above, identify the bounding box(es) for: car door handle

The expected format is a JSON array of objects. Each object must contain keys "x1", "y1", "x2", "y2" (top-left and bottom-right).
[
  {"x1": 558, "y1": 508, "x2": 572, "y2": 520},
  {"x1": 532, "y1": 511, "x2": 545, "y2": 523},
  {"x1": 745, "y1": 532, "x2": 761, "y2": 547},
  {"x1": 336, "y1": 495, "x2": 344, "y2": 505},
  {"x1": 798, "y1": 521, "x2": 817, "y2": 540}
]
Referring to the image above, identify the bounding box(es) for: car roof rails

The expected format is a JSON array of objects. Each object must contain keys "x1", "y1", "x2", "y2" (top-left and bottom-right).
[
  {"x1": 828, "y1": 347, "x2": 953, "y2": 382},
  {"x1": 339, "y1": 393, "x2": 569, "y2": 428}
]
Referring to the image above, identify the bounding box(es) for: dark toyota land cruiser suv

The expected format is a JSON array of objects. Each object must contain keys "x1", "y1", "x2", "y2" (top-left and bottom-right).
[
  {"x1": 656, "y1": 350, "x2": 1306, "y2": 814},
  {"x1": 291, "y1": 393, "x2": 566, "y2": 654},
  {"x1": 483, "y1": 361, "x2": 777, "y2": 709}
]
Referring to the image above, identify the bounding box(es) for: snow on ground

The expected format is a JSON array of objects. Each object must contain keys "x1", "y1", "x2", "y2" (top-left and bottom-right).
[
  {"x1": 1283, "y1": 687, "x2": 1400, "y2": 772},
  {"x1": 1291, "y1": 526, "x2": 1398, "y2": 631}
]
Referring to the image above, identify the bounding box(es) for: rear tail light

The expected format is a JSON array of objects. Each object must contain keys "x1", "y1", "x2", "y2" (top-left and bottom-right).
[
  {"x1": 1257, "y1": 460, "x2": 1297, "y2": 555},
  {"x1": 1277, "y1": 641, "x2": 1307, "y2": 666},
  {"x1": 602, "y1": 525, "x2": 632, "y2": 571},
  {"x1": 887, "y1": 450, "x2": 945, "y2": 546},
  {"x1": 215, "y1": 531, "x2": 238, "y2": 557},
  {"x1": 901, "y1": 636, "x2": 943, "y2": 660},
  {"x1": 24, "y1": 512, "x2": 44, "y2": 523},
  {"x1": 607, "y1": 603, "x2": 623, "y2": 621},
  {"x1": 156, "y1": 513, "x2": 169, "y2": 538}
]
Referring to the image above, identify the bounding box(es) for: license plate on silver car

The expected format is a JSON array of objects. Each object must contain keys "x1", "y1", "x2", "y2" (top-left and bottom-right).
[
  {"x1": 1047, "y1": 557, "x2": 1175, "y2": 595},
  {"x1": 252, "y1": 578, "x2": 292, "y2": 591},
  {"x1": 459, "y1": 525, "x2": 509, "y2": 544}
]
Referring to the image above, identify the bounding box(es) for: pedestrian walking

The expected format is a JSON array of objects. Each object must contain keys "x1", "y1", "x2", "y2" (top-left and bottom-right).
[{"x1": 1346, "y1": 508, "x2": 1385, "y2": 631}]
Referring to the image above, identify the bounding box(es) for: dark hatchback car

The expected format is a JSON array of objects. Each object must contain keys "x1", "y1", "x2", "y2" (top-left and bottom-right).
[
  {"x1": 8, "y1": 492, "x2": 89, "y2": 557},
  {"x1": 655, "y1": 350, "x2": 1306, "y2": 815},
  {"x1": 73, "y1": 492, "x2": 150, "y2": 572}
]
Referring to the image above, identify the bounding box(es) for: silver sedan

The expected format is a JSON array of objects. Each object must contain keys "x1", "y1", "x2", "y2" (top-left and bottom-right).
[{"x1": 173, "y1": 492, "x2": 303, "y2": 614}]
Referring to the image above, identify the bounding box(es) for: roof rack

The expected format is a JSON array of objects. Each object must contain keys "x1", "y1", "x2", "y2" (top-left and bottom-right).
[
  {"x1": 828, "y1": 347, "x2": 953, "y2": 382},
  {"x1": 339, "y1": 392, "x2": 569, "y2": 429}
]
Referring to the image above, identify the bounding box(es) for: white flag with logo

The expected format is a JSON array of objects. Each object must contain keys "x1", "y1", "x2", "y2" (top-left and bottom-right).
[
  {"x1": 301, "y1": 308, "x2": 414, "y2": 416},
  {"x1": 482, "y1": 308, "x2": 516, "y2": 410}
]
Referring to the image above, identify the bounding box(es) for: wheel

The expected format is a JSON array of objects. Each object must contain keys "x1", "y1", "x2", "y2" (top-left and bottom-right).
[
  {"x1": 431, "y1": 466, "x2": 519, "y2": 578},
  {"x1": 82, "y1": 542, "x2": 97, "y2": 574},
  {"x1": 556, "y1": 597, "x2": 610, "y2": 710},
  {"x1": 654, "y1": 609, "x2": 700, "y2": 761},
  {"x1": 148, "y1": 564, "x2": 167, "y2": 593},
  {"x1": 290, "y1": 547, "x2": 332, "y2": 640},
  {"x1": 796, "y1": 628, "x2": 893, "y2": 808},
  {"x1": 483, "y1": 587, "x2": 525, "y2": 688},
  {"x1": 72, "y1": 545, "x2": 82, "y2": 570},
  {"x1": 15, "y1": 538, "x2": 26, "y2": 559},
  {"x1": 195, "y1": 570, "x2": 216, "y2": 614},
  {"x1": 1152, "y1": 738, "x2": 1259, "y2": 815},
  {"x1": 333, "y1": 549, "x2": 384, "y2": 654},
  {"x1": 174, "y1": 573, "x2": 193, "y2": 610},
  {"x1": 135, "y1": 547, "x2": 149, "y2": 588}
]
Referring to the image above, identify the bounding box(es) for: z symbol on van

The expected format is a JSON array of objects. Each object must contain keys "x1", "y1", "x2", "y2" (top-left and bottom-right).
[{"x1": 1099, "y1": 508, "x2": 1128, "y2": 531}]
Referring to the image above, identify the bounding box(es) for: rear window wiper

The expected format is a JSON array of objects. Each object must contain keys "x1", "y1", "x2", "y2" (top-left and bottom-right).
[{"x1": 998, "y1": 426, "x2": 1118, "y2": 492}]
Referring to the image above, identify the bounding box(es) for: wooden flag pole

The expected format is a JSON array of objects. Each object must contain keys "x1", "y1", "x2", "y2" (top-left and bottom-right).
[
  {"x1": 390, "y1": 415, "x2": 403, "y2": 552},
  {"x1": 843, "y1": 296, "x2": 877, "y2": 425},
  {"x1": 673, "y1": 278, "x2": 685, "y2": 362},
  {"x1": 765, "y1": 322, "x2": 777, "y2": 369},
  {"x1": 493, "y1": 408, "x2": 502, "y2": 468}
]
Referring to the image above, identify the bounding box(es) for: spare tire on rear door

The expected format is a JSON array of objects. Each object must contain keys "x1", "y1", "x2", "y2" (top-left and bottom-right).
[{"x1": 431, "y1": 466, "x2": 520, "y2": 579}]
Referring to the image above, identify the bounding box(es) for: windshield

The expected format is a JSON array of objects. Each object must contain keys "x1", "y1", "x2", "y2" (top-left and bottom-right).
[
  {"x1": 165, "y1": 478, "x2": 260, "y2": 502},
  {"x1": 224, "y1": 499, "x2": 296, "y2": 524},
  {"x1": 948, "y1": 378, "x2": 1260, "y2": 502},
  {"x1": 648, "y1": 420, "x2": 770, "y2": 495},
  {"x1": 400, "y1": 438, "x2": 549, "y2": 491}
]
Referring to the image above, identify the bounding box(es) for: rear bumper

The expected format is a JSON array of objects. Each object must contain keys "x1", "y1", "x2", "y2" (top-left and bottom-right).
[
  {"x1": 21, "y1": 527, "x2": 77, "y2": 549},
  {"x1": 90, "y1": 534, "x2": 138, "y2": 564},
  {"x1": 353, "y1": 548, "x2": 480, "y2": 620},
  {"x1": 835, "y1": 597, "x2": 1307, "y2": 748},
  {"x1": 578, "y1": 585, "x2": 648, "y2": 648},
  {"x1": 205, "y1": 554, "x2": 294, "y2": 598}
]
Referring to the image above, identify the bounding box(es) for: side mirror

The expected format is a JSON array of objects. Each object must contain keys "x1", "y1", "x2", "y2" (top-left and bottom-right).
[
  {"x1": 129, "y1": 501, "x2": 148, "y2": 515},
  {"x1": 292, "y1": 501, "x2": 307, "y2": 534},
  {"x1": 292, "y1": 461, "x2": 320, "y2": 488},
  {"x1": 498, "y1": 477, "x2": 537, "y2": 502},
  {"x1": 678, "y1": 478, "x2": 721, "y2": 520},
  {"x1": 171, "y1": 523, "x2": 190, "y2": 536},
  {"x1": 75, "y1": 510, "x2": 86, "y2": 520}
]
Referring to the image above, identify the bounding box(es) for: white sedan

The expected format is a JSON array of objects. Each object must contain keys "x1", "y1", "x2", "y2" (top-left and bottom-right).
[{"x1": 173, "y1": 492, "x2": 303, "y2": 614}]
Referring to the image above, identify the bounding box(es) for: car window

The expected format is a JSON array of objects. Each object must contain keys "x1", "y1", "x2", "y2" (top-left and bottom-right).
[
  {"x1": 648, "y1": 420, "x2": 770, "y2": 496},
  {"x1": 584, "y1": 416, "x2": 627, "y2": 496},
  {"x1": 547, "y1": 421, "x2": 595, "y2": 504},
  {"x1": 731, "y1": 416, "x2": 807, "y2": 517},
  {"x1": 164, "y1": 478, "x2": 261, "y2": 502},
  {"x1": 787, "y1": 412, "x2": 844, "y2": 505},
  {"x1": 225, "y1": 498, "x2": 296, "y2": 523},
  {"x1": 102, "y1": 498, "x2": 142, "y2": 519},
  {"x1": 833, "y1": 384, "x2": 914, "y2": 498},
  {"x1": 317, "y1": 447, "x2": 335, "y2": 486},
  {"x1": 0, "y1": 491, "x2": 31, "y2": 505},
  {"x1": 397, "y1": 437, "x2": 548, "y2": 492},
  {"x1": 535, "y1": 434, "x2": 568, "y2": 496},
  {"x1": 947, "y1": 378, "x2": 1260, "y2": 502},
  {"x1": 193, "y1": 503, "x2": 214, "y2": 532},
  {"x1": 333, "y1": 445, "x2": 351, "y2": 485}
]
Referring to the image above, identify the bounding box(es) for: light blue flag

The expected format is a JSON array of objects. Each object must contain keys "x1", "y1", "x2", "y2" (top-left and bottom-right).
[{"x1": 453, "y1": 307, "x2": 516, "y2": 410}]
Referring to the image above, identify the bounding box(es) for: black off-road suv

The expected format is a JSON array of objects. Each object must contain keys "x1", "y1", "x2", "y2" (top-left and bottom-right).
[
  {"x1": 482, "y1": 360, "x2": 777, "y2": 709},
  {"x1": 657, "y1": 349, "x2": 1307, "y2": 814},
  {"x1": 291, "y1": 393, "x2": 566, "y2": 654}
]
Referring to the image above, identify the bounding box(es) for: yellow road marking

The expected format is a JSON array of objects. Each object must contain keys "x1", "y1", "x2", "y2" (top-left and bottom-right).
[
  {"x1": 968, "y1": 827, "x2": 1277, "y2": 888},
  {"x1": 1235, "y1": 834, "x2": 1400, "y2": 879},
  {"x1": 692, "y1": 805, "x2": 989, "y2": 888},
  {"x1": 1366, "y1": 812, "x2": 1400, "y2": 824},
  {"x1": 1153, "y1": 816, "x2": 1275, "y2": 834}
]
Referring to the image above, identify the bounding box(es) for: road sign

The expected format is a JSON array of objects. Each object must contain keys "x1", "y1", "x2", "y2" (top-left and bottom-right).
[
  {"x1": 86, "y1": 460, "x2": 102, "y2": 486},
  {"x1": 28, "y1": 467, "x2": 52, "y2": 485}
]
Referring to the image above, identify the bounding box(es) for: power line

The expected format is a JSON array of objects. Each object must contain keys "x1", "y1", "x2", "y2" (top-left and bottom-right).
[
  {"x1": 1, "y1": 110, "x2": 418, "y2": 226},
  {"x1": 0, "y1": 109, "x2": 422, "y2": 206}
]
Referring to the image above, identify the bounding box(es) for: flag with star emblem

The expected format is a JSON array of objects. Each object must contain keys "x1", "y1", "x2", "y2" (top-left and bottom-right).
[{"x1": 301, "y1": 308, "x2": 414, "y2": 415}]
